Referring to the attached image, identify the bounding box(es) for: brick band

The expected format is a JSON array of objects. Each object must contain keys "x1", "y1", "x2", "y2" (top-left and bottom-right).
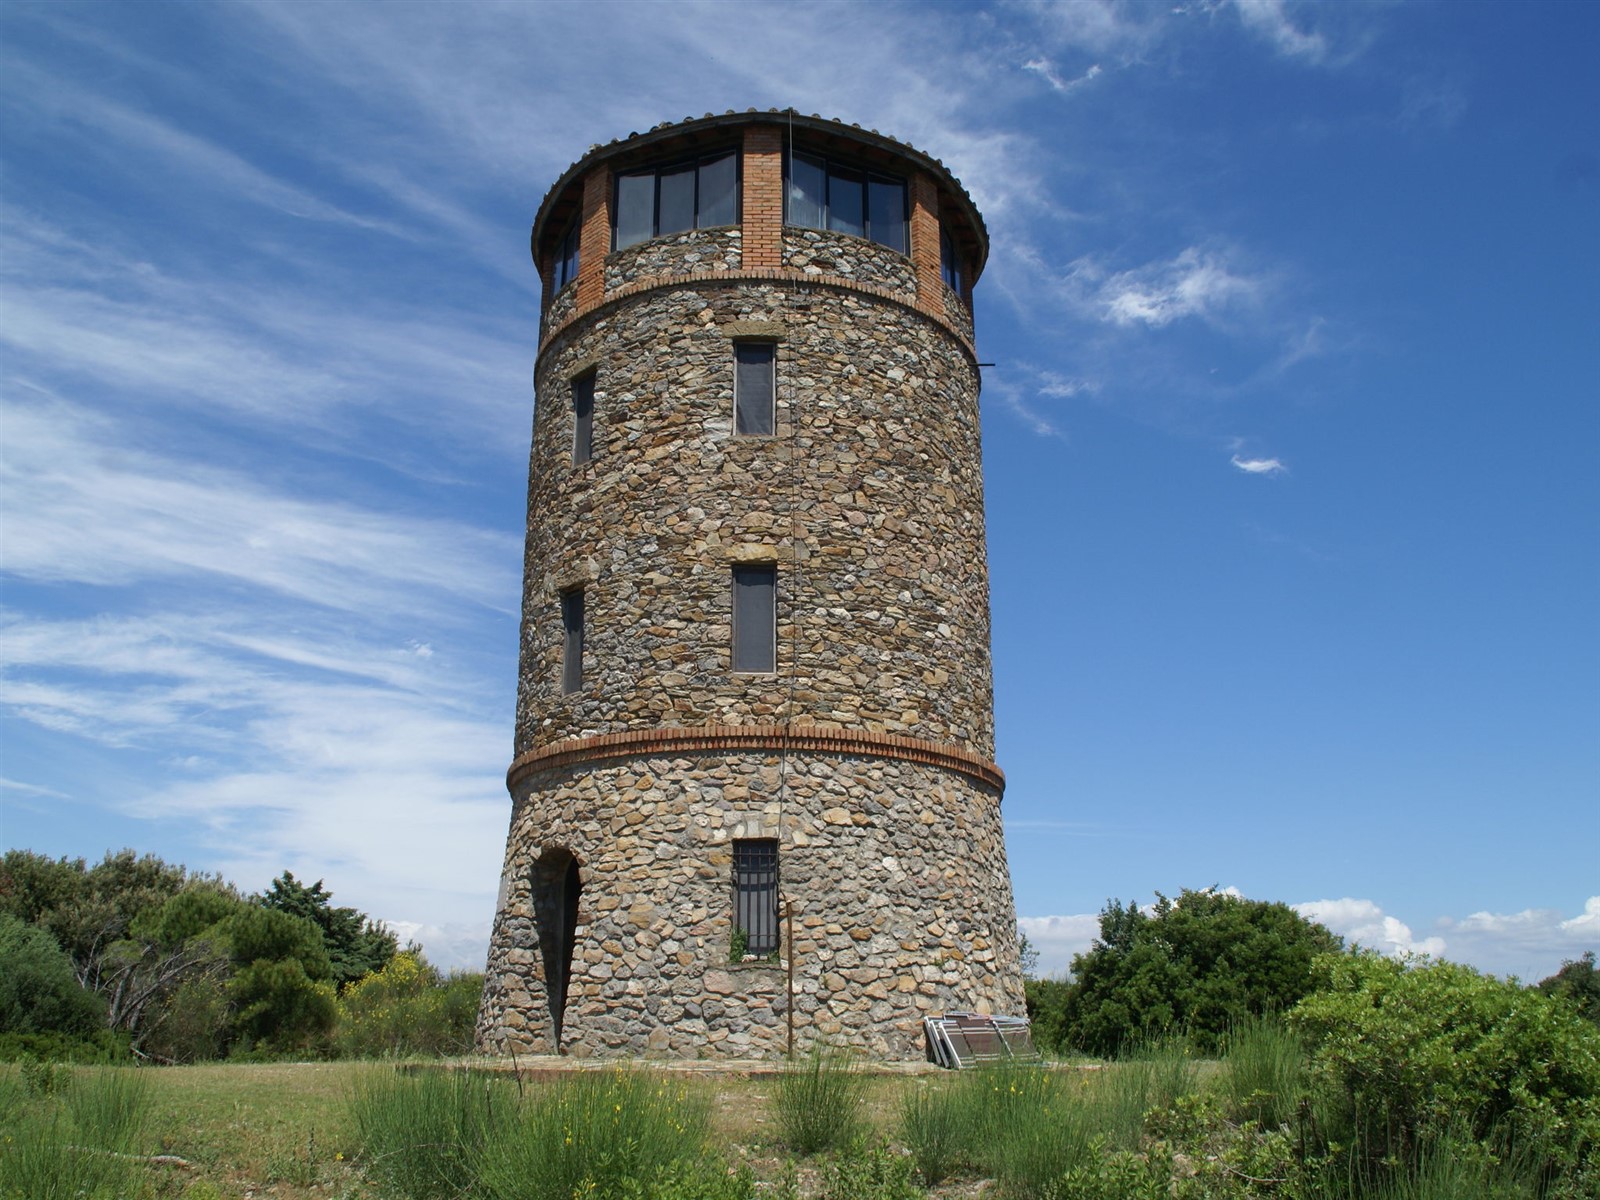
[{"x1": 508, "y1": 725, "x2": 1005, "y2": 794}]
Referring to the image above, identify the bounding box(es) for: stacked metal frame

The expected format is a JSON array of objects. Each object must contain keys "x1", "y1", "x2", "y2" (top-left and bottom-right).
[{"x1": 924, "y1": 1012, "x2": 1040, "y2": 1069}]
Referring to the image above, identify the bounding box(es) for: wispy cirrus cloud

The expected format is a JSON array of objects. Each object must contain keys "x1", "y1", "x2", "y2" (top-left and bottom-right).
[
  {"x1": 1231, "y1": 454, "x2": 1287, "y2": 476},
  {"x1": 1023, "y1": 58, "x2": 1103, "y2": 96},
  {"x1": 1229, "y1": 0, "x2": 1327, "y2": 63},
  {"x1": 1086, "y1": 247, "x2": 1269, "y2": 329}
]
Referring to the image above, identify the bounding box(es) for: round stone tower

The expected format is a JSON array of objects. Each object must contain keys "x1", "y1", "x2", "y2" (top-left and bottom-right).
[{"x1": 477, "y1": 110, "x2": 1023, "y2": 1060}]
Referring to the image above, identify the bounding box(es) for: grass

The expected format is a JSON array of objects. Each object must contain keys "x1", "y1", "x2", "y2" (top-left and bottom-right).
[{"x1": 776, "y1": 1043, "x2": 867, "y2": 1155}]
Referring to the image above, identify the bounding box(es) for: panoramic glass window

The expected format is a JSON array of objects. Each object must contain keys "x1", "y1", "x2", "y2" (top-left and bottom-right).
[
  {"x1": 613, "y1": 151, "x2": 739, "y2": 250},
  {"x1": 785, "y1": 152, "x2": 907, "y2": 253}
]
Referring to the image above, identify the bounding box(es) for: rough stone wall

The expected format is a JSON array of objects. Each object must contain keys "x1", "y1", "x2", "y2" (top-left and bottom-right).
[
  {"x1": 605, "y1": 228, "x2": 743, "y2": 291},
  {"x1": 545, "y1": 280, "x2": 579, "y2": 337},
  {"x1": 781, "y1": 228, "x2": 918, "y2": 294},
  {"x1": 942, "y1": 281, "x2": 974, "y2": 347},
  {"x1": 516, "y1": 275, "x2": 994, "y2": 761},
  {"x1": 476, "y1": 750, "x2": 1022, "y2": 1059}
]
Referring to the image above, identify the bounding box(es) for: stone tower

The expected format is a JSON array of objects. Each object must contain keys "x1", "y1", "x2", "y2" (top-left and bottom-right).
[{"x1": 477, "y1": 111, "x2": 1023, "y2": 1060}]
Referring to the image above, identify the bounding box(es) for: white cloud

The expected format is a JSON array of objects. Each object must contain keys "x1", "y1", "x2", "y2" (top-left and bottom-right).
[
  {"x1": 0, "y1": 399, "x2": 517, "y2": 613},
  {"x1": 1230, "y1": 0, "x2": 1327, "y2": 63},
  {"x1": 1231, "y1": 454, "x2": 1287, "y2": 475},
  {"x1": 1071, "y1": 247, "x2": 1267, "y2": 329},
  {"x1": 1018, "y1": 913, "x2": 1101, "y2": 978},
  {"x1": 1023, "y1": 58, "x2": 1103, "y2": 96},
  {"x1": 1297, "y1": 897, "x2": 1446, "y2": 958}
]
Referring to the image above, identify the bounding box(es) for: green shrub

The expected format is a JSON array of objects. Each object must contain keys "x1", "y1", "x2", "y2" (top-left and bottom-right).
[
  {"x1": 476, "y1": 1068, "x2": 712, "y2": 1200},
  {"x1": 0, "y1": 914, "x2": 105, "y2": 1038},
  {"x1": 1023, "y1": 977, "x2": 1072, "y2": 1054},
  {"x1": 1290, "y1": 951, "x2": 1600, "y2": 1187},
  {"x1": 350, "y1": 1064, "x2": 511, "y2": 1200},
  {"x1": 818, "y1": 1137, "x2": 922, "y2": 1200},
  {"x1": 776, "y1": 1042, "x2": 865, "y2": 1155},
  {"x1": 335, "y1": 951, "x2": 483, "y2": 1058}
]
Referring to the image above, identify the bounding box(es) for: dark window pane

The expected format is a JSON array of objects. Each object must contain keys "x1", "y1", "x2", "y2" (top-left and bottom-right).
[
  {"x1": 698, "y1": 154, "x2": 738, "y2": 227},
  {"x1": 734, "y1": 343, "x2": 775, "y2": 436},
  {"x1": 868, "y1": 178, "x2": 906, "y2": 253},
  {"x1": 941, "y1": 227, "x2": 962, "y2": 292},
  {"x1": 733, "y1": 839, "x2": 780, "y2": 956},
  {"x1": 787, "y1": 153, "x2": 825, "y2": 229},
  {"x1": 572, "y1": 374, "x2": 594, "y2": 465},
  {"x1": 561, "y1": 590, "x2": 584, "y2": 695},
  {"x1": 615, "y1": 173, "x2": 654, "y2": 249},
  {"x1": 557, "y1": 222, "x2": 580, "y2": 288},
  {"x1": 657, "y1": 165, "x2": 695, "y2": 236},
  {"x1": 827, "y1": 167, "x2": 864, "y2": 238},
  {"x1": 732, "y1": 565, "x2": 775, "y2": 672}
]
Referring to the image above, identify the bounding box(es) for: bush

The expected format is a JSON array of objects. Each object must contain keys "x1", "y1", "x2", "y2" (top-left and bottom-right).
[
  {"x1": 776, "y1": 1042, "x2": 866, "y2": 1155},
  {"x1": 336, "y1": 951, "x2": 483, "y2": 1058},
  {"x1": 0, "y1": 914, "x2": 105, "y2": 1038},
  {"x1": 1290, "y1": 951, "x2": 1600, "y2": 1187},
  {"x1": 1062, "y1": 889, "x2": 1342, "y2": 1057}
]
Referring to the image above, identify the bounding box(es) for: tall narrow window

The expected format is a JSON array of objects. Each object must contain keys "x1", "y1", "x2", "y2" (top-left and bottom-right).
[
  {"x1": 560, "y1": 589, "x2": 584, "y2": 695},
  {"x1": 571, "y1": 372, "x2": 594, "y2": 465},
  {"x1": 732, "y1": 839, "x2": 779, "y2": 956},
  {"x1": 553, "y1": 218, "x2": 581, "y2": 289},
  {"x1": 734, "y1": 343, "x2": 775, "y2": 436},
  {"x1": 732, "y1": 564, "x2": 775, "y2": 673},
  {"x1": 941, "y1": 226, "x2": 963, "y2": 293}
]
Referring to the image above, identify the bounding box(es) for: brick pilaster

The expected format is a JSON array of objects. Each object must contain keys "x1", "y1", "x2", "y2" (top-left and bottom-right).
[
  {"x1": 741, "y1": 125, "x2": 784, "y2": 270},
  {"x1": 910, "y1": 171, "x2": 943, "y2": 320},
  {"x1": 576, "y1": 166, "x2": 611, "y2": 310}
]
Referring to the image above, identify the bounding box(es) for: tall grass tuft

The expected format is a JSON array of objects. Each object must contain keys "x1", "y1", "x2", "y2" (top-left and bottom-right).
[
  {"x1": 1098, "y1": 1037, "x2": 1198, "y2": 1149},
  {"x1": 476, "y1": 1068, "x2": 713, "y2": 1200},
  {"x1": 0, "y1": 1068, "x2": 151, "y2": 1200},
  {"x1": 350, "y1": 1064, "x2": 512, "y2": 1200},
  {"x1": 776, "y1": 1043, "x2": 865, "y2": 1155},
  {"x1": 898, "y1": 1078, "x2": 973, "y2": 1186},
  {"x1": 1219, "y1": 1014, "x2": 1305, "y2": 1129}
]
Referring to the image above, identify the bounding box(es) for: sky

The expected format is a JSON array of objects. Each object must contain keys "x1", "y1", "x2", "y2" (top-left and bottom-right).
[{"x1": 2, "y1": 0, "x2": 1595, "y2": 982}]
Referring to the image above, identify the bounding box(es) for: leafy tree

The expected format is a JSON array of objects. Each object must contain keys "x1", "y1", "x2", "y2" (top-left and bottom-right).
[
  {"x1": 222, "y1": 905, "x2": 337, "y2": 1054},
  {"x1": 1291, "y1": 950, "x2": 1600, "y2": 1184},
  {"x1": 258, "y1": 871, "x2": 397, "y2": 988},
  {"x1": 0, "y1": 913, "x2": 105, "y2": 1038},
  {"x1": 1060, "y1": 888, "x2": 1343, "y2": 1056},
  {"x1": 1538, "y1": 950, "x2": 1600, "y2": 1026}
]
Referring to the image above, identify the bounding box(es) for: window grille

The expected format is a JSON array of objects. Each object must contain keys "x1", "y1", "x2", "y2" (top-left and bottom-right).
[
  {"x1": 732, "y1": 838, "x2": 780, "y2": 956},
  {"x1": 732, "y1": 564, "x2": 776, "y2": 673},
  {"x1": 571, "y1": 372, "x2": 594, "y2": 465},
  {"x1": 734, "y1": 342, "x2": 775, "y2": 436}
]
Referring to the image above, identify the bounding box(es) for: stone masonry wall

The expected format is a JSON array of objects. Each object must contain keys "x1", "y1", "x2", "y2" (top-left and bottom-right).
[
  {"x1": 604, "y1": 227, "x2": 744, "y2": 291},
  {"x1": 781, "y1": 227, "x2": 918, "y2": 294},
  {"x1": 476, "y1": 749, "x2": 1022, "y2": 1059},
  {"x1": 517, "y1": 275, "x2": 995, "y2": 761}
]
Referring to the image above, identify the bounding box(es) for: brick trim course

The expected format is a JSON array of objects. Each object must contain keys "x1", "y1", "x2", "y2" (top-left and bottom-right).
[{"x1": 508, "y1": 725, "x2": 1007, "y2": 793}]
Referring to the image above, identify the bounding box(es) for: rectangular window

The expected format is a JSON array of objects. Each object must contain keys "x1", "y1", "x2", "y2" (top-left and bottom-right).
[
  {"x1": 560, "y1": 589, "x2": 584, "y2": 695},
  {"x1": 571, "y1": 372, "x2": 594, "y2": 465},
  {"x1": 554, "y1": 219, "x2": 581, "y2": 290},
  {"x1": 733, "y1": 342, "x2": 775, "y2": 436},
  {"x1": 941, "y1": 226, "x2": 963, "y2": 293},
  {"x1": 733, "y1": 839, "x2": 779, "y2": 957},
  {"x1": 784, "y1": 152, "x2": 906, "y2": 253},
  {"x1": 613, "y1": 151, "x2": 740, "y2": 250},
  {"x1": 732, "y1": 564, "x2": 775, "y2": 673}
]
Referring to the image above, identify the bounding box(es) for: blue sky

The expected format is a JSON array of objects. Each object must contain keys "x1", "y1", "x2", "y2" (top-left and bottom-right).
[{"x1": 2, "y1": 0, "x2": 1595, "y2": 980}]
